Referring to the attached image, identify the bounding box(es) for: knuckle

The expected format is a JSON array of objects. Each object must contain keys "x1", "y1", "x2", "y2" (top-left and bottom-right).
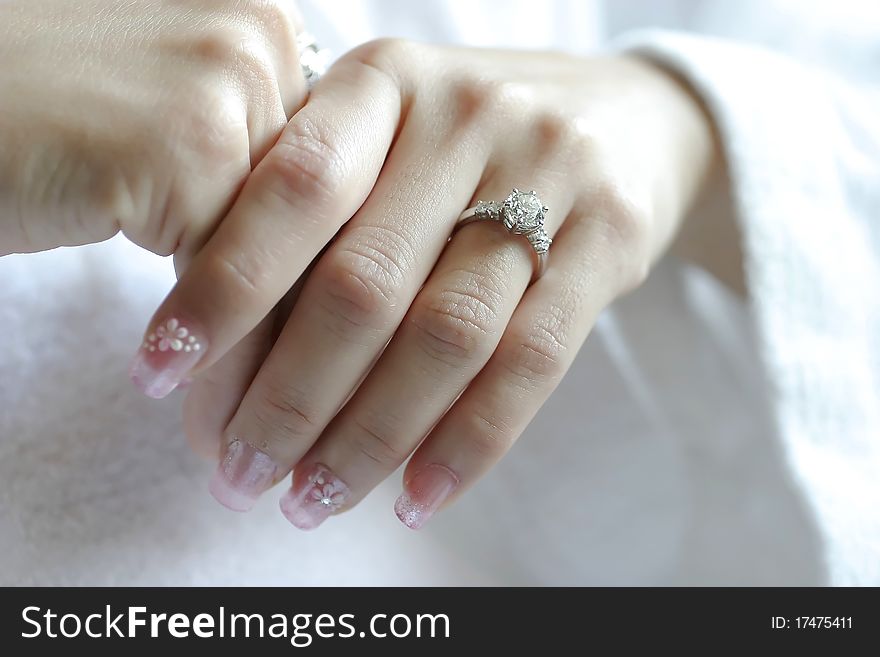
[
  {"x1": 233, "y1": 42, "x2": 279, "y2": 93},
  {"x1": 39, "y1": 141, "x2": 138, "y2": 245},
  {"x1": 188, "y1": 27, "x2": 249, "y2": 67},
  {"x1": 176, "y1": 84, "x2": 249, "y2": 165},
  {"x1": 205, "y1": 248, "x2": 267, "y2": 297},
  {"x1": 592, "y1": 179, "x2": 649, "y2": 247},
  {"x1": 502, "y1": 338, "x2": 564, "y2": 385},
  {"x1": 265, "y1": 117, "x2": 345, "y2": 204},
  {"x1": 445, "y1": 76, "x2": 505, "y2": 127},
  {"x1": 411, "y1": 303, "x2": 488, "y2": 364},
  {"x1": 410, "y1": 277, "x2": 503, "y2": 364},
  {"x1": 501, "y1": 313, "x2": 570, "y2": 385},
  {"x1": 464, "y1": 409, "x2": 515, "y2": 460},
  {"x1": 430, "y1": 74, "x2": 522, "y2": 143},
  {"x1": 246, "y1": 0, "x2": 290, "y2": 24},
  {"x1": 251, "y1": 382, "x2": 317, "y2": 444},
  {"x1": 188, "y1": 28, "x2": 278, "y2": 93},
  {"x1": 349, "y1": 417, "x2": 406, "y2": 469},
  {"x1": 241, "y1": 0, "x2": 299, "y2": 65},
  {"x1": 589, "y1": 177, "x2": 652, "y2": 289},
  {"x1": 530, "y1": 110, "x2": 587, "y2": 163},
  {"x1": 318, "y1": 265, "x2": 392, "y2": 334},
  {"x1": 317, "y1": 229, "x2": 410, "y2": 333},
  {"x1": 189, "y1": 25, "x2": 279, "y2": 90},
  {"x1": 352, "y1": 37, "x2": 416, "y2": 75}
]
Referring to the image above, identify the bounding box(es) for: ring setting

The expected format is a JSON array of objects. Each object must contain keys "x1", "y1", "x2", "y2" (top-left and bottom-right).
[
  {"x1": 296, "y1": 32, "x2": 331, "y2": 90},
  {"x1": 457, "y1": 188, "x2": 552, "y2": 280}
]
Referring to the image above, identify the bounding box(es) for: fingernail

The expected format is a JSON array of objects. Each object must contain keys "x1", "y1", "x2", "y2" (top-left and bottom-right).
[
  {"x1": 129, "y1": 317, "x2": 205, "y2": 399},
  {"x1": 279, "y1": 464, "x2": 349, "y2": 530},
  {"x1": 394, "y1": 464, "x2": 459, "y2": 530},
  {"x1": 209, "y1": 439, "x2": 279, "y2": 512}
]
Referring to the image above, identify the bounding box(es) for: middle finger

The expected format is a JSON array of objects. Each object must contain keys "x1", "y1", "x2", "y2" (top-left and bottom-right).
[{"x1": 210, "y1": 102, "x2": 490, "y2": 510}]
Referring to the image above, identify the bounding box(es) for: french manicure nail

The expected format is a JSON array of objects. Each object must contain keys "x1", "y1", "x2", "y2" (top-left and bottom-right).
[
  {"x1": 279, "y1": 464, "x2": 350, "y2": 530},
  {"x1": 394, "y1": 464, "x2": 459, "y2": 530},
  {"x1": 129, "y1": 317, "x2": 205, "y2": 399},
  {"x1": 209, "y1": 439, "x2": 279, "y2": 512}
]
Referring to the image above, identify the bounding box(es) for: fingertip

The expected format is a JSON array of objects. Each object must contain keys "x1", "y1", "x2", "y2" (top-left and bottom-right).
[
  {"x1": 279, "y1": 464, "x2": 349, "y2": 530},
  {"x1": 393, "y1": 492, "x2": 424, "y2": 530},
  {"x1": 393, "y1": 464, "x2": 459, "y2": 530},
  {"x1": 209, "y1": 469, "x2": 257, "y2": 512},
  {"x1": 130, "y1": 317, "x2": 207, "y2": 399},
  {"x1": 209, "y1": 439, "x2": 279, "y2": 512},
  {"x1": 129, "y1": 352, "x2": 178, "y2": 399}
]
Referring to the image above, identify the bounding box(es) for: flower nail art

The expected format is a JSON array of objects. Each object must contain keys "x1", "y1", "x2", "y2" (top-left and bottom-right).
[
  {"x1": 309, "y1": 474, "x2": 346, "y2": 511},
  {"x1": 130, "y1": 317, "x2": 206, "y2": 399},
  {"x1": 280, "y1": 465, "x2": 350, "y2": 530},
  {"x1": 142, "y1": 318, "x2": 201, "y2": 353}
]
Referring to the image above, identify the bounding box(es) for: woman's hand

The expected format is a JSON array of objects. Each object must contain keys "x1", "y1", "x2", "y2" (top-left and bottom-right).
[
  {"x1": 0, "y1": 0, "x2": 305, "y2": 259},
  {"x1": 148, "y1": 40, "x2": 718, "y2": 528}
]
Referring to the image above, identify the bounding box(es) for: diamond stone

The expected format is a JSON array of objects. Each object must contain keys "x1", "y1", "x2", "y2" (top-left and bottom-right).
[
  {"x1": 476, "y1": 200, "x2": 499, "y2": 220},
  {"x1": 528, "y1": 229, "x2": 552, "y2": 254},
  {"x1": 502, "y1": 189, "x2": 544, "y2": 233}
]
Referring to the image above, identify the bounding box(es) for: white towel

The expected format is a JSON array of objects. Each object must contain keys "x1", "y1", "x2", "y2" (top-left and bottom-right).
[{"x1": 621, "y1": 26, "x2": 880, "y2": 584}]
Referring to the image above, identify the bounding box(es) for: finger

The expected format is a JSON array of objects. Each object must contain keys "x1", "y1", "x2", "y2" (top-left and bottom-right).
[
  {"x1": 276, "y1": 180, "x2": 570, "y2": 530},
  {"x1": 172, "y1": 3, "x2": 310, "y2": 261},
  {"x1": 395, "y1": 200, "x2": 643, "y2": 529},
  {"x1": 211, "y1": 95, "x2": 492, "y2": 512},
  {"x1": 185, "y1": 252, "x2": 318, "y2": 461},
  {"x1": 184, "y1": 314, "x2": 275, "y2": 460},
  {"x1": 129, "y1": 51, "x2": 402, "y2": 399},
  {"x1": 239, "y1": 0, "x2": 307, "y2": 120}
]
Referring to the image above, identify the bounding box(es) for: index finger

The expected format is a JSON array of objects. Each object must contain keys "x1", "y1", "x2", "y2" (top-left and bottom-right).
[{"x1": 130, "y1": 53, "x2": 402, "y2": 398}]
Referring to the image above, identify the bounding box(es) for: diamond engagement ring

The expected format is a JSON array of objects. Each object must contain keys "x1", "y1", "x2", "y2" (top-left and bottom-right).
[
  {"x1": 456, "y1": 189, "x2": 552, "y2": 281},
  {"x1": 296, "y1": 32, "x2": 330, "y2": 90}
]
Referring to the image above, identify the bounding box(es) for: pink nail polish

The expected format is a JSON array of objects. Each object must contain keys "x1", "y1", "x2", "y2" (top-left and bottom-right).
[
  {"x1": 394, "y1": 464, "x2": 459, "y2": 530},
  {"x1": 279, "y1": 464, "x2": 349, "y2": 530},
  {"x1": 129, "y1": 317, "x2": 205, "y2": 399},
  {"x1": 209, "y1": 439, "x2": 279, "y2": 512}
]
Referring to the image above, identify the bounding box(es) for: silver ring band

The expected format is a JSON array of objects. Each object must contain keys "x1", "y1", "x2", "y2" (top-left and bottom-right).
[
  {"x1": 455, "y1": 189, "x2": 551, "y2": 282},
  {"x1": 296, "y1": 32, "x2": 330, "y2": 90}
]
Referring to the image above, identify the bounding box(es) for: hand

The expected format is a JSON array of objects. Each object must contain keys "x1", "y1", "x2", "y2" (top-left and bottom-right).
[
  {"x1": 145, "y1": 40, "x2": 718, "y2": 527},
  {"x1": 0, "y1": 0, "x2": 305, "y2": 261}
]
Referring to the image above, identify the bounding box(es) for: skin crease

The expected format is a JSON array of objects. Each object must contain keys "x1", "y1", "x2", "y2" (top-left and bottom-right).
[{"x1": 0, "y1": 1, "x2": 726, "y2": 527}]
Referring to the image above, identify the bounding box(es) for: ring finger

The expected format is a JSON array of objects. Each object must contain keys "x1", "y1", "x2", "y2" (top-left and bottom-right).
[
  {"x1": 277, "y1": 175, "x2": 572, "y2": 529},
  {"x1": 396, "y1": 192, "x2": 645, "y2": 528}
]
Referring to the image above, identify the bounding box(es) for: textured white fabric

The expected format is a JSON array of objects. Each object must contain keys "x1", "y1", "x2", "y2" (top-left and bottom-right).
[
  {"x1": 619, "y1": 27, "x2": 880, "y2": 584},
  {"x1": 0, "y1": 0, "x2": 876, "y2": 585},
  {"x1": 0, "y1": 239, "x2": 824, "y2": 585}
]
